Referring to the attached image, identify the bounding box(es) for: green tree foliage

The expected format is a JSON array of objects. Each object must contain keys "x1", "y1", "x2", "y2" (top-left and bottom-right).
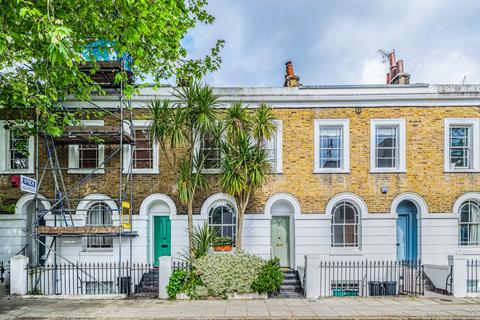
[
  {"x1": 148, "y1": 82, "x2": 220, "y2": 255},
  {"x1": 0, "y1": 0, "x2": 224, "y2": 135},
  {"x1": 219, "y1": 102, "x2": 277, "y2": 249}
]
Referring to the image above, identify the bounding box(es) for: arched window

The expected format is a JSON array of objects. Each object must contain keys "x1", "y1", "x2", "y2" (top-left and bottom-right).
[
  {"x1": 208, "y1": 202, "x2": 236, "y2": 245},
  {"x1": 86, "y1": 202, "x2": 113, "y2": 249},
  {"x1": 459, "y1": 200, "x2": 480, "y2": 246},
  {"x1": 331, "y1": 201, "x2": 359, "y2": 247}
]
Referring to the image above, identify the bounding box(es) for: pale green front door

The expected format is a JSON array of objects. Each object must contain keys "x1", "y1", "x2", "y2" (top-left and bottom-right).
[{"x1": 271, "y1": 216, "x2": 290, "y2": 267}]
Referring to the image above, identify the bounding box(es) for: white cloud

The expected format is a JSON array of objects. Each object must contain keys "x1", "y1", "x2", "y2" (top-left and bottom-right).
[
  {"x1": 359, "y1": 58, "x2": 387, "y2": 84},
  {"x1": 186, "y1": 0, "x2": 480, "y2": 86}
]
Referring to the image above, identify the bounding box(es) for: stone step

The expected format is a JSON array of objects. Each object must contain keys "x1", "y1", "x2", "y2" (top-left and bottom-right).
[
  {"x1": 283, "y1": 278, "x2": 298, "y2": 284},
  {"x1": 274, "y1": 291, "x2": 304, "y2": 299},
  {"x1": 280, "y1": 284, "x2": 302, "y2": 291}
]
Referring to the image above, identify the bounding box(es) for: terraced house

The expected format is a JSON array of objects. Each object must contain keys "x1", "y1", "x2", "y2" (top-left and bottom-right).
[{"x1": 1, "y1": 54, "x2": 480, "y2": 298}]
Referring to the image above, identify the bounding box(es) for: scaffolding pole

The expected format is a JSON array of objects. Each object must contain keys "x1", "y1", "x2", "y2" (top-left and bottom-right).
[{"x1": 30, "y1": 60, "x2": 137, "y2": 293}]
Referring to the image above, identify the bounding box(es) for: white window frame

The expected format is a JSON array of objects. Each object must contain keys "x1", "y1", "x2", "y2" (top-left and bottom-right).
[
  {"x1": 68, "y1": 120, "x2": 105, "y2": 174},
  {"x1": 0, "y1": 121, "x2": 34, "y2": 174},
  {"x1": 85, "y1": 202, "x2": 113, "y2": 250},
  {"x1": 208, "y1": 200, "x2": 237, "y2": 246},
  {"x1": 331, "y1": 200, "x2": 360, "y2": 248},
  {"x1": 444, "y1": 118, "x2": 480, "y2": 173},
  {"x1": 193, "y1": 131, "x2": 223, "y2": 174},
  {"x1": 264, "y1": 120, "x2": 283, "y2": 174},
  {"x1": 123, "y1": 120, "x2": 159, "y2": 174},
  {"x1": 370, "y1": 119, "x2": 406, "y2": 173},
  {"x1": 313, "y1": 119, "x2": 350, "y2": 173}
]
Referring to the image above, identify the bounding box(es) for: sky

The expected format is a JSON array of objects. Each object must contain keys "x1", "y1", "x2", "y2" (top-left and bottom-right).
[{"x1": 184, "y1": 0, "x2": 480, "y2": 87}]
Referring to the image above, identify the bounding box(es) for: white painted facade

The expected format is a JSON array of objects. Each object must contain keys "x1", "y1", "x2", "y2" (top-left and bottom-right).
[{"x1": 2, "y1": 190, "x2": 478, "y2": 268}]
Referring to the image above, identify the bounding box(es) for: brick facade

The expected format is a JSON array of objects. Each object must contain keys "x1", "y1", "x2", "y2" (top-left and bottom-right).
[{"x1": 1, "y1": 102, "x2": 479, "y2": 216}]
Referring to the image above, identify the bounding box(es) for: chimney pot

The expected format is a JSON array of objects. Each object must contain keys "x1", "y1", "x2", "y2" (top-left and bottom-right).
[
  {"x1": 396, "y1": 59, "x2": 404, "y2": 73},
  {"x1": 388, "y1": 51, "x2": 396, "y2": 68},
  {"x1": 284, "y1": 61, "x2": 300, "y2": 87},
  {"x1": 285, "y1": 61, "x2": 294, "y2": 77}
]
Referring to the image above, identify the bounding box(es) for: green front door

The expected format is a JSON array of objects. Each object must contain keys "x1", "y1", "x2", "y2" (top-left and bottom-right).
[
  {"x1": 271, "y1": 216, "x2": 290, "y2": 267},
  {"x1": 153, "y1": 216, "x2": 171, "y2": 266}
]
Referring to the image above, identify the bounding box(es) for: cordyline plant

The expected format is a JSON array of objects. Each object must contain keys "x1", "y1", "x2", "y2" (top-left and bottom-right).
[
  {"x1": 219, "y1": 102, "x2": 277, "y2": 249},
  {"x1": 148, "y1": 82, "x2": 220, "y2": 255},
  {"x1": 0, "y1": 0, "x2": 223, "y2": 136}
]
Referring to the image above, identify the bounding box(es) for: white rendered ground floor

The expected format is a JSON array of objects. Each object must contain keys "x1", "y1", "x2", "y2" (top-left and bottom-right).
[{"x1": 2, "y1": 191, "x2": 480, "y2": 294}]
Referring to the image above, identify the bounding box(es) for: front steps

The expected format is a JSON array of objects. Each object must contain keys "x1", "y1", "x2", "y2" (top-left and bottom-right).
[
  {"x1": 134, "y1": 269, "x2": 159, "y2": 296},
  {"x1": 272, "y1": 269, "x2": 304, "y2": 298}
]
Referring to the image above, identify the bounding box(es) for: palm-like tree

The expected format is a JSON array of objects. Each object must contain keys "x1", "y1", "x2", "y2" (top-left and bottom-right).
[
  {"x1": 220, "y1": 102, "x2": 277, "y2": 249},
  {"x1": 148, "y1": 82, "x2": 219, "y2": 255}
]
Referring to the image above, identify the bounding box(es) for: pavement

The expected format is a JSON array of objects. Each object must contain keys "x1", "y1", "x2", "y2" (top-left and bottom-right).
[{"x1": 1, "y1": 296, "x2": 480, "y2": 319}]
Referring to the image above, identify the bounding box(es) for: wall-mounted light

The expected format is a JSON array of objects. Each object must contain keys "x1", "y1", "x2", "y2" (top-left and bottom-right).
[
  {"x1": 381, "y1": 186, "x2": 388, "y2": 194},
  {"x1": 355, "y1": 107, "x2": 362, "y2": 115}
]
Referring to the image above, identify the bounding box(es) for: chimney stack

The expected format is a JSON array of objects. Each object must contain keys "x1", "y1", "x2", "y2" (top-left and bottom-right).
[
  {"x1": 385, "y1": 50, "x2": 410, "y2": 85},
  {"x1": 284, "y1": 61, "x2": 300, "y2": 87}
]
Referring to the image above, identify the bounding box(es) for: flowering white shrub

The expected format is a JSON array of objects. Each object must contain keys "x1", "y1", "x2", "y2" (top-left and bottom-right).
[{"x1": 192, "y1": 251, "x2": 264, "y2": 297}]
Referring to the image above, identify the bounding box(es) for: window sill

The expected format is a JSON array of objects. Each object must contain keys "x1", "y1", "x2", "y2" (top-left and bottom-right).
[
  {"x1": 370, "y1": 169, "x2": 406, "y2": 174},
  {"x1": 0, "y1": 170, "x2": 34, "y2": 175},
  {"x1": 444, "y1": 169, "x2": 480, "y2": 173},
  {"x1": 80, "y1": 250, "x2": 114, "y2": 255},
  {"x1": 68, "y1": 168, "x2": 105, "y2": 174},
  {"x1": 122, "y1": 169, "x2": 159, "y2": 175},
  {"x1": 313, "y1": 169, "x2": 350, "y2": 174},
  {"x1": 457, "y1": 247, "x2": 480, "y2": 255},
  {"x1": 329, "y1": 248, "x2": 363, "y2": 256}
]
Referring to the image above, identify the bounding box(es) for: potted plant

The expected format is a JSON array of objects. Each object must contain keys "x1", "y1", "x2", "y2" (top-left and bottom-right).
[{"x1": 213, "y1": 236, "x2": 232, "y2": 252}]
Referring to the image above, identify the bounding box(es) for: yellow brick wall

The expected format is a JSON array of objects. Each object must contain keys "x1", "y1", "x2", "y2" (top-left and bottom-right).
[{"x1": 1, "y1": 106, "x2": 480, "y2": 216}]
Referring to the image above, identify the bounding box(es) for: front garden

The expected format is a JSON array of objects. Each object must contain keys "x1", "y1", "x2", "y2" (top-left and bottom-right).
[{"x1": 166, "y1": 224, "x2": 284, "y2": 300}]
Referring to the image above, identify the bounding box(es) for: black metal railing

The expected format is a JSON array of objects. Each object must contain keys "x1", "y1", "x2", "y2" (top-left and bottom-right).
[
  {"x1": 467, "y1": 259, "x2": 479, "y2": 293},
  {"x1": 318, "y1": 260, "x2": 424, "y2": 297},
  {"x1": 0, "y1": 261, "x2": 10, "y2": 295},
  {"x1": 26, "y1": 262, "x2": 155, "y2": 296},
  {"x1": 172, "y1": 260, "x2": 191, "y2": 272},
  {"x1": 445, "y1": 265, "x2": 453, "y2": 295}
]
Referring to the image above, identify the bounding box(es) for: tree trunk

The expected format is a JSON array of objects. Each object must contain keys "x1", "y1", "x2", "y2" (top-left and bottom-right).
[
  {"x1": 236, "y1": 202, "x2": 245, "y2": 250},
  {"x1": 187, "y1": 199, "x2": 194, "y2": 257}
]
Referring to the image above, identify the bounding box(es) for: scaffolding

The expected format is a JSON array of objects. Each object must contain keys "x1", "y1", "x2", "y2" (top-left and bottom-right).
[{"x1": 27, "y1": 52, "x2": 138, "y2": 281}]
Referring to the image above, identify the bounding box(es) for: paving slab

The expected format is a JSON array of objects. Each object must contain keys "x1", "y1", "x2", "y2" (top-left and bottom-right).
[{"x1": 2, "y1": 296, "x2": 480, "y2": 319}]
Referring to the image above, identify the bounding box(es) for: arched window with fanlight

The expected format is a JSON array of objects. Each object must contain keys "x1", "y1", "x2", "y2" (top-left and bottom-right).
[
  {"x1": 331, "y1": 201, "x2": 359, "y2": 247},
  {"x1": 459, "y1": 200, "x2": 480, "y2": 246},
  {"x1": 86, "y1": 202, "x2": 113, "y2": 249},
  {"x1": 208, "y1": 202, "x2": 236, "y2": 245}
]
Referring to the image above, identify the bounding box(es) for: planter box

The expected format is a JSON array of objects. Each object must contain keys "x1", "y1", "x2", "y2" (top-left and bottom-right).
[{"x1": 214, "y1": 245, "x2": 232, "y2": 252}]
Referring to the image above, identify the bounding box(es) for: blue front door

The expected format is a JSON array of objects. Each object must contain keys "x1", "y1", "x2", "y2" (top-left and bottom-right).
[{"x1": 396, "y1": 201, "x2": 418, "y2": 261}]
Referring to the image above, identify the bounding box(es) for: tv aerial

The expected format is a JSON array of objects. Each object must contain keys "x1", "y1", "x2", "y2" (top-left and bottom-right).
[{"x1": 377, "y1": 48, "x2": 394, "y2": 63}]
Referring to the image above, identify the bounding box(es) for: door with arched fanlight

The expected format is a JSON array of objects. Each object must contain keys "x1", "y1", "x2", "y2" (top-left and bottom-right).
[{"x1": 396, "y1": 200, "x2": 418, "y2": 261}]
